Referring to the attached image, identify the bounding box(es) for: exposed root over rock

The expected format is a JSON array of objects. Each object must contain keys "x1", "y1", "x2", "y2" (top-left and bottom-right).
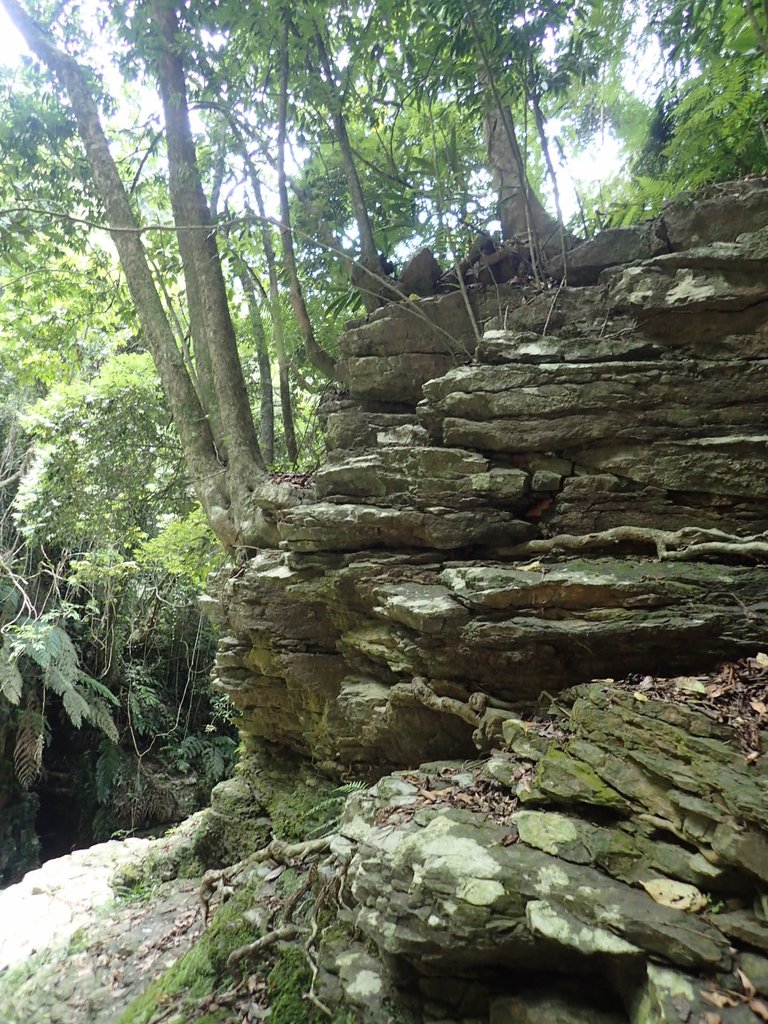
[
  {"x1": 199, "y1": 835, "x2": 331, "y2": 922},
  {"x1": 508, "y1": 525, "x2": 768, "y2": 562}
]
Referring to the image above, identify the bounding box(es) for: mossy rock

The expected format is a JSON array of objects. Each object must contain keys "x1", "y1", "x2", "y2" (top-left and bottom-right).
[
  {"x1": 267, "y1": 946, "x2": 329, "y2": 1024},
  {"x1": 266, "y1": 777, "x2": 344, "y2": 844},
  {"x1": 118, "y1": 882, "x2": 262, "y2": 1024}
]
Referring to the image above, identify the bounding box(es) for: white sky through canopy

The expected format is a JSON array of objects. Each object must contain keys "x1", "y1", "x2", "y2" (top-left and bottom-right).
[
  {"x1": 0, "y1": 3, "x2": 640, "y2": 224},
  {"x1": 0, "y1": 5, "x2": 26, "y2": 63}
]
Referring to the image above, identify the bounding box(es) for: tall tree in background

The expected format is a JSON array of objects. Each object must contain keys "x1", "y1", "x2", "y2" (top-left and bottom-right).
[{"x1": 2, "y1": 0, "x2": 306, "y2": 551}]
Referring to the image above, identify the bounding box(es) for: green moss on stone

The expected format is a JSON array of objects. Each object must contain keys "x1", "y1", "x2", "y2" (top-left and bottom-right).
[
  {"x1": 267, "y1": 947, "x2": 327, "y2": 1024},
  {"x1": 118, "y1": 882, "x2": 262, "y2": 1024},
  {"x1": 532, "y1": 749, "x2": 630, "y2": 810},
  {"x1": 266, "y1": 779, "x2": 339, "y2": 844}
]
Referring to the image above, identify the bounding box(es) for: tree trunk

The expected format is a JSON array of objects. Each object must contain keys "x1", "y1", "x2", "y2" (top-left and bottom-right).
[
  {"x1": 237, "y1": 263, "x2": 275, "y2": 466},
  {"x1": 3, "y1": 0, "x2": 305, "y2": 550},
  {"x1": 239, "y1": 152, "x2": 297, "y2": 464},
  {"x1": 276, "y1": 20, "x2": 338, "y2": 380},
  {"x1": 484, "y1": 105, "x2": 564, "y2": 257},
  {"x1": 277, "y1": 354, "x2": 298, "y2": 466},
  {"x1": 312, "y1": 30, "x2": 390, "y2": 313},
  {"x1": 150, "y1": 0, "x2": 265, "y2": 482}
]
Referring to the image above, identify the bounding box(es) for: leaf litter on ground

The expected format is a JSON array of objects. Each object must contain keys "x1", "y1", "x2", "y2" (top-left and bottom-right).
[{"x1": 607, "y1": 655, "x2": 768, "y2": 761}]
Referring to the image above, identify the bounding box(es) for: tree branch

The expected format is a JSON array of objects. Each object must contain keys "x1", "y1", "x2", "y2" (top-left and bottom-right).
[{"x1": 744, "y1": 0, "x2": 768, "y2": 58}]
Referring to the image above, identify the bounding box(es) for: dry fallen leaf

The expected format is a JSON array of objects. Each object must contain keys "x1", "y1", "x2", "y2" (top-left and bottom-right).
[
  {"x1": 641, "y1": 878, "x2": 708, "y2": 911},
  {"x1": 417, "y1": 787, "x2": 452, "y2": 803},
  {"x1": 750, "y1": 998, "x2": 768, "y2": 1022},
  {"x1": 701, "y1": 989, "x2": 742, "y2": 1009},
  {"x1": 634, "y1": 691, "x2": 650, "y2": 702},
  {"x1": 738, "y1": 970, "x2": 757, "y2": 998},
  {"x1": 516, "y1": 559, "x2": 544, "y2": 572},
  {"x1": 701, "y1": 1014, "x2": 721, "y2": 1024},
  {"x1": 754, "y1": 652, "x2": 768, "y2": 667},
  {"x1": 749, "y1": 700, "x2": 768, "y2": 715},
  {"x1": 670, "y1": 676, "x2": 708, "y2": 694}
]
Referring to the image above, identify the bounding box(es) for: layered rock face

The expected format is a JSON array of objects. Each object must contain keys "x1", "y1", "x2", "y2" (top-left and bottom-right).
[
  {"x1": 325, "y1": 679, "x2": 768, "y2": 1024},
  {"x1": 198, "y1": 180, "x2": 768, "y2": 1024},
  {"x1": 206, "y1": 178, "x2": 768, "y2": 772}
]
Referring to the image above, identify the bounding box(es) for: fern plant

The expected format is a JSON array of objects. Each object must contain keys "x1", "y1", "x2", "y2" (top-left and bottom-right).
[
  {"x1": 164, "y1": 732, "x2": 237, "y2": 789},
  {"x1": 13, "y1": 707, "x2": 45, "y2": 790},
  {"x1": 0, "y1": 615, "x2": 118, "y2": 787}
]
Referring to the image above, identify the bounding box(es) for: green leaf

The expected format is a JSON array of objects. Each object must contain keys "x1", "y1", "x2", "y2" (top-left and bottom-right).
[
  {"x1": 78, "y1": 673, "x2": 120, "y2": 707},
  {"x1": 61, "y1": 685, "x2": 90, "y2": 729},
  {"x1": 0, "y1": 647, "x2": 23, "y2": 705}
]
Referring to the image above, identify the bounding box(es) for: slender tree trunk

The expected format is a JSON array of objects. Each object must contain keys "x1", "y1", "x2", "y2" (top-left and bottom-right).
[
  {"x1": 238, "y1": 151, "x2": 297, "y2": 463},
  {"x1": 274, "y1": 327, "x2": 298, "y2": 467},
  {"x1": 276, "y1": 18, "x2": 338, "y2": 378},
  {"x1": 150, "y1": 0, "x2": 265, "y2": 480},
  {"x1": 312, "y1": 30, "x2": 389, "y2": 312},
  {"x1": 237, "y1": 263, "x2": 275, "y2": 465},
  {"x1": 209, "y1": 136, "x2": 276, "y2": 465},
  {"x1": 529, "y1": 85, "x2": 577, "y2": 275}
]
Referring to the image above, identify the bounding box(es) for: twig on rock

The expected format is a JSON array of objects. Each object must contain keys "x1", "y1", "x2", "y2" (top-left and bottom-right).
[
  {"x1": 282, "y1": 874, "x2": 314, "y2": 923},
  {"x1": 303, "y1": 877, "x2": 337, "y2": 1018},
  {"x1": 200, "y1": 836, "x2": 331, "y2": 920}
]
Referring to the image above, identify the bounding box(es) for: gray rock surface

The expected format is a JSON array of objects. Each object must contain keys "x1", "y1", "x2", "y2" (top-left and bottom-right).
[
  {"x1": 0, "y1": 836, "x2": 153, "y2": 970},
  {"x1": 205, "y1": 184, "x2": 768, "y2": 769},
  {"x1": 316, "y1": 682, "x2": 768, "y2": 1023},
  {"x1": 197, "y1": 180, "x2": 768, "y2": 1023},
  {"x1": 0, "y1": 831, "x2": 203, "y2": 1024}
]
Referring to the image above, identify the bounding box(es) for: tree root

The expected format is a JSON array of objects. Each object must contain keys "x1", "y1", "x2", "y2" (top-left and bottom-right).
[
  {"x1": 227, "y1": 923, "x2": 306, "y2": 973},
  {"x1": 507, "y1": 526, "x2": 768, "y2": 563},
  {"x1": 401, "y1": 676, "x2": 481, "y2": 726},
  {"x1": 392, "y1": 677, "x2": 519, "y2": 751},
  {"x1": 220, "y1": 846, "x2": 338, "y2": 1020},
  {"x1": 302, "y1": 876, "x2": 337, "y2": 1018},
  {"x1": 200, "y1": 836, "x2": 331, "y2": 922}
]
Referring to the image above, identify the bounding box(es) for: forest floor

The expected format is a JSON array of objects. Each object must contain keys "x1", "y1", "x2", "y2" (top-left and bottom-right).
[{"x1": 0, "y1": 833, "x2": 203, "y2": 1024}]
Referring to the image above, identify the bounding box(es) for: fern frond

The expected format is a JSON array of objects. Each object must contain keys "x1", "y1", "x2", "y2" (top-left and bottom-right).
[
  {"x1": 78, "y1": 673, "x2": 119, "y2": 706},
  {"x1": 95, "y1": 740, "x2": 123, "y2": 803},
  {"x1": 8, "y1": 621, "x2": 74, "y2": 671},
  {"x1": 0, "y1": 645, "x2": 23, "y2": 705},
  {"x1": 83, "y1": 695, "x2": 119, "y2": 743},
  {"x1": 14, "y1": 712, "x2": 43, "y2": 789},
  {"x1": 46, "y1": 663, "x2": 74, "y2": 697},
  {"x1": 61, "y1": 684, "x2": 90, "y2": 729},
  {"x1": 177, "y1": 735, "x2": 206, "y2": 759}
]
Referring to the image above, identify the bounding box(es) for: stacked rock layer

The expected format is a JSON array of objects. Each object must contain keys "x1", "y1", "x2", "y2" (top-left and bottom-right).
[
  {"x1": 202, "y1": 179, "x2": 768, "y2": 1024},
  {"x1": 205, "y1": 179, "x2": 768, "y2": 772}
]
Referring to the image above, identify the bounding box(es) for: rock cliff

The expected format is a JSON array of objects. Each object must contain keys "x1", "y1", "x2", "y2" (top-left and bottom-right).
[
  {"x1": 195, "y1": 178, "x2": 768, "y2": 1024},
  {"x1": 206, "y1": 177, "x2": 768, "y2": 773}
]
